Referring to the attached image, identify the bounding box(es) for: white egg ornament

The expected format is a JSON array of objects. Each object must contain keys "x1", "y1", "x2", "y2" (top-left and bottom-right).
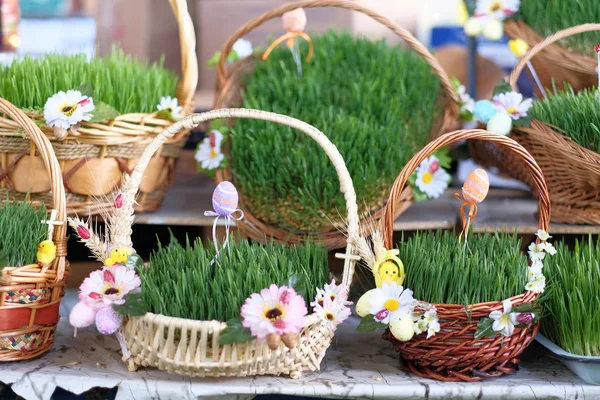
[
  {"x1": 212, "y1": 181, "x2": 239, "y2": 216},
  {"x1": 356, "y1": 289, "x2": 376, "y2": 317},
  {"x1": 389, "y1": 314, "x2": 415, "y2": 342}
]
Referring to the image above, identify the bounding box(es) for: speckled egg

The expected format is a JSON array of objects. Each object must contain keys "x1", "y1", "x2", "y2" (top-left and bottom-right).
[
  {"x1": 213, "y1": 181, "x2": 239, "y2": 216},
  {"x1": 95, "y1": 305, "x2": 122, "y2": 335},
  {"x1": 389, "y1": 314, "x2": 415, "y2": 342},
  {"x1": 462, "y1": 169, "x2": 489, "y2": 204}
]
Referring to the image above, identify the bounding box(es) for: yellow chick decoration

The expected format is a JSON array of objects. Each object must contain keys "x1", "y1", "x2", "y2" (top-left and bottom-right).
[
  {"x1": 373, "y1": 250, "x2": 405, "y2": 288},
  {"x1": 37, "y1": 240, "x2": 57, "y2": 266},
  {"x1": 104, "y1": 247, "x2": 132, "y2": 267}
]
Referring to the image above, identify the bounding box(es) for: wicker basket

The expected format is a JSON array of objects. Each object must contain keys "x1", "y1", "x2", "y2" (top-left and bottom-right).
[
  {"x1": 0, "y1": 0, "x2": 198, "y2": 216},
  {"x1": 381, "y1": 129, "x2": 551, "y2": 382},
  {"x1": 121, "y1": 108, "x2": 359, "y2": 377},
  {"x1": 470, "y1": 25, "x2": 600, "y2": 224},
  {"x1": 213, "y1": 0, "x2": 459, "y2": 250},
  {"x1": 0, "y1": 98, "x2": 69, "y2": 362},
  {"x1": 504, "y1": 21, "x2": 600, "y2": 93}
]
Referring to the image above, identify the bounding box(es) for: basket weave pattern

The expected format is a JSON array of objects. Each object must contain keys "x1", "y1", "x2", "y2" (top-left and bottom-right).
[
  {"x1": 122, "y1": 108, "x2": 359, "y2": 377},
  {"x1": 0, "y1": 0, "x2": 197, "y2": 216},
  {"x1": 0, "y1": 98, "x2": 69, "y2": 362},
  {"x1": 213, "y1": 0, "x2": 459, "y2": 250},
  {"x1": 382, "y1": 130, "x2": 551, "y2": 382}
]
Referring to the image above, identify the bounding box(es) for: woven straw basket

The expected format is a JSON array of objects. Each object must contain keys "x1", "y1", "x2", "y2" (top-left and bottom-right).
[
  {"x1": 505, "y1": 21, "x2": 599, "y2": 93},
  {"x1": 470, "y1": 24, "x2": 600, "y2": 224},
  {"x1": 0, "y1": 98, "x2": 69, "y2": 361},
  {"x1": 122, "y1": 108, "x2": 359, "y2": 377},
  {"x1": 0, "y1": 0, "x2": 198, "y2": 216},
  {"x1": 381, "y1": 129, "x2": 550, "y2": 382},
  {"x1": 213, "y1": 0, "x2": 459, "y2": 250}
]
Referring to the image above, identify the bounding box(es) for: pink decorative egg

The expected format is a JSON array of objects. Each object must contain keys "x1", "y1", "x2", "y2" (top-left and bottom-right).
[
  {"x1": 462, "y1": 169, "x2": 489, "y2": 204},
  {"x1": 95, "y1": 306, "x2": 122, "y2": 335},
  {"x1": 213, "y1": 181, "x2": 239, "y2": 216}
]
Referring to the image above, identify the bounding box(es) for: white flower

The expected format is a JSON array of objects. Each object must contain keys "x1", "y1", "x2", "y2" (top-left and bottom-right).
[
  {"x1": 457, "y1": 85, "x2": 475, "y2": 113},
  {"x1": 475, "y1": 0, "x2": 520, "y2": 20},
  {"x1": 426, "y1": 320, "x2": 441, "y2": 339},
  {"x1": 312, "y1": 279, "x2": 351, "y2": 310},
  {"x1": 528, "y1": 242, "x2": 546, "y2": 261},
  {"x1": 195, "y1": 130, "x2": 225, "y2": 170},
  {"x1": 413, "y1": 318, "x2": 428, "y2": 335},
  {"x1": 314, "y1": 297, "x2": 351, "y2": 331},
  {"x1": 415, "y1": 156, "x2": 451, "y2": 199},
  {"x1": 157, "y1": 96, "x2": 183, "y2": 120},
  {"x1": 536, "y1": 230, "x2": 551, "y2": 241},
  {"x1": 492, "y1": 92, "x2": 533, "y2": 120},
  {"x1": 423, "y1": 308, "x2": 438, "y2": 324},
  {"x1": 232, "y1": 38, "x2": 253, "y2": 59},
  {"x1": 526, "y1": 273, "x2": 546, "y2": 293},
  {"x1": 44, "y1": 90, "x2": 95, "y2": 130},
  {"x1": 369, "y1": 282, "x2": 416, "y2": 325},
  {"x1": 527, "y1": 260, "x2": 543, "y2": 280},
  {"x1": 544, "y1": 242, "x2": 557, "y2": 256},
  {"x1": 489, "y1": 299, "x2": 518, "y2": 337}
]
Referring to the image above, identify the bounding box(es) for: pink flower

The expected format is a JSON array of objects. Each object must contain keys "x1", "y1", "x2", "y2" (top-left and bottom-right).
[
  {"x1": 240, "y1": 284, "x2": 307, "y2": 343},
  {"x1": 79, "y1": 266, "x2": 141, "y2": 309},
  {"x1": 516, "y1": 312, "x2": 534, "y2": 325},
  {"x1": 282, "y1": 8, "x2": 307, "y2": 32},
  {"x1": 314, "y1": 297, "x2": 351, "y2": 330}
]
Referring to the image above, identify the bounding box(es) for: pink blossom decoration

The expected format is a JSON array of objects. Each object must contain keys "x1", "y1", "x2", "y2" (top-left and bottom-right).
[{"x1": 79, "y1": 266, "x2": 141, "y2": 309}]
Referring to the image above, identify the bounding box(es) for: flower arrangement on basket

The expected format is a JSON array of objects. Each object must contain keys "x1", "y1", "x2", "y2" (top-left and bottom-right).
[
  {"x1": 0, "y1": 0, "x2": 197, "y2": 216},
  {"x1": 68, "y1": 108, "x2": 360, "y2": 378},
  {"x1": 0, "y1": 98, "x2": 68, "y2": 362},
  {"x1": 353, "y1": 129, "x2": 554, "y2": 382},
  {"x1": 205, "y1": 0, "x2": 459, "y2": 250}
]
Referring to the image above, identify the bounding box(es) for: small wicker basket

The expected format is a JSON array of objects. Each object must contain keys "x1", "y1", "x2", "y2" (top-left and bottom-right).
[
  {"x1": 470, "y1": 25, "x2": 600, "y2": 224},
  {"x1": 121, "y1": 108, "x2": 359, "y2": 377},
  {"x1": 0, "y1": 0, "x2": 197, "y2": 216},
  {"x1": 381, "y1": 129, "x2": 550, "y2": 382},
  {"x1": 504, "y1": 21, "x2": 600, "y2": 93},
  {"x1": 0, "y1": 98, "x2": 69, "y2": 362},
  {"x1": 213, "y1": 0, "x2": 459, "y2": 250}
]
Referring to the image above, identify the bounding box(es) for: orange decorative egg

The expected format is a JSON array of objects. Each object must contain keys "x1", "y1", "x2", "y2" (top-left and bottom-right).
[{"x1": 462, "y1": 169, "x2": 489, "y2": 204}]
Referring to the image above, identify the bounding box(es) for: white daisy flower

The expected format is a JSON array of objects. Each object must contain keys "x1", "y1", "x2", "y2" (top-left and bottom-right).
[
  {"x1": 415, "y1": 156, "x2": 451, "y2": 199},
  {"x1": 232, "y1": 38, "x2": 253, "y2": 59},
  {"x1": 314, "y1": 297, "x2": 351, "y2": 331},
  {"x1": 535, "y1": 229, "x2": 552, "y2": 241},
  {"x1": 156, "y1": 96, "x2": 183, "y2": 120},
  {"x1": 475, "y1": 0, "x2": 520, "y2": 20},
  {"x1": 492, "y1": 91, "x2": 533, "y2": 120},
  {"x1": 369, "y1": 282, "x2": 416, "y2": 325},
  {"x1": 489, "y1": 299, "x2": 518, "y2": 337},
  {"x1": 528, "y1": 242, "x2": 546, "y2": 261},
  {"x1": 526, "y1": 273, "x2": 546, "y2": 294},
  {"x1": 43, "y1": 90, "x2": 95, "y2": 130},
  {"x1": 195, "y1": 130, "x2": 225, "y2": 170},
  {"x1": 311, "y1": 279, "x2": 351, "y2": 310}
]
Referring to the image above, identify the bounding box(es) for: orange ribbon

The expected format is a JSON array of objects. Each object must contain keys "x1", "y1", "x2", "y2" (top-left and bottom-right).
[
  {"x1": 262, "y1": 31, "x2": 314, "y2": 62},
  {"x1": 455, "y1": 192, "x2": 479, "y2": 251}
]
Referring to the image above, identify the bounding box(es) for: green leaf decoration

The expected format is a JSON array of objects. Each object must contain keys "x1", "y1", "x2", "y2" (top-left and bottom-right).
[
  {"x1": 356, "y1": 315, "x2": 388, "y2": 332},
  {"x1": 474, "y1": 317, "x2": 497, "y2": 339},
  {"x1": 513, "y1": 114, "x2": 533, "y2": 128},
  {"x1": 433, "y1": 147, "x2": 452, "y2": 169},
  {"x1": 450, "y1": 76, "x2": 462, "y2": 90},
  {"x1": 126, "y1": 253, "x2": 145, "y2": 271},
  {"x1": 74, "y1": 84, "x2": 94, "y2": 97},
  {"x1": 206, "y1": 51, "x2": 222, "y2": 67},
  {"x1": 89, "y1": 102, "x2": 120, "y2": 123},
  {"x1": 459, "y1": 109, "x2": 475, "y2": 123},
  {"x1": 492, "y1": 80, "x2": 513, "y2": 96},
  {"x1": 219, "y1": 317, "x2": 254, "y2": 345},
  {"x1": 113, "y1": 292, "x2": 148, "y2": 317},
  {"x1": 280, "y1": 273, "x2": 307, "y2": 299}
]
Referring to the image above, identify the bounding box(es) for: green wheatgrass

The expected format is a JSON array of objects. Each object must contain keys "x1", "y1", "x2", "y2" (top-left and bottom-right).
[
  {"x1": 0, "y1": 199, "x2": 47, "y2": 267},
  {"x1": 541, "y1": 237, "x2": 600, "y2": 356},
  {"x1": 0, "y1": 48, "x2": 178, "y2": 114},
  {"x1": 400, "y1": 230, "x2": 528, "y2": 305},
  {"x1": 530, "y1": 85, "x2": 600, "y2": 153},
  {"x1": 231, "y1": 31, "x2": 442, "y2": 232},
  {"x1": 138, "y1": 236, "x2": 330, "y2": 321}
]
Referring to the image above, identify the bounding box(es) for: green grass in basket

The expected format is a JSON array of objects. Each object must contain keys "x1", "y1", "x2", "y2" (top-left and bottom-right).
[
  {"x1": 541, "y1": 237, "x2": 600, "y2": 357},
  {"x1": 400, "y1": 230, "x2": 527, "y2": 305},
  {"x1": 138, "y1": 235, "x2": 330, "y2": 321},
  {"x1": 518, "y1": 0, "x2": 600, "y2": 56},
  {"x1": 231, "y1": 31, "x2": 442, "y2": 232},
  {"x1": 0, "y1": 47, "x2": 178, "y2": 114},
  {"x1": 530, "y1": 85, "x2": 600, "y2": 153},
  {"x1": 0, "y1": 199, "x2": 47, "y2": 267}
]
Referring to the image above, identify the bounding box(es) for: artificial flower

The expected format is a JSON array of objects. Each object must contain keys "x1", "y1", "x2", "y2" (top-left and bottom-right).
[
  {"x1": 457, "y1": 84, "x2": 475, "y2": 121},
  {"x1": 544, "y1": 242, "x2": 557, "y2": 255},
  {"x1": 232, "y1": 38, "x2": 253, "y2": 59},
  {"x1": 415, "y1": 156, "x2": 451, "y2": 199},
  {"x1": 369, "y1": 282, "x2": 415, "y2": 324},
  {"x1": 526, "y1": 273, "x2": 546, "y2": 293},
  {"x1": 156, "y1": 96, "x2": 183, "y2": 120},
  {"x1": 314, "y1": 296, "x2": 351, "y2": 330},
  {"x1": 536, "y1": 229, "x2": 552, "y2": 241},
  {"x1": 312, "y1": 279, "x2": 351, "y2": 309},
  {"x1": 413, "y1": 318, "x2": 428, "y2": 335},
  {"x1": 282, "y1": 8, "x2": 307, "y2": 32},
  {"x1": 240, "y1": 284, "x2": 307, "y2": 343},
  {"x1": 515, "y1": 312, "x2": 534, "y2": 325},
  {"x1": 423, "y1": 308, "x2": 438, "y2": 325},
  {"x1": 486, "y1": 111, "x2": 513, "y2": 135},
  {"x1": 492, "y1": 92, "x2": 533, "y2": 120},
  {"x1": 528, "y1": 242, "x2": 546, "y2": 261},
  {"x1": 79, "y1": 266, "x2": 141, "y2": 309},
  {"x1": 43, "y1": 90, "x2": 94, "y2": 130},
  {"x1": 426, "y1": 319, "x2": 441, "y2": 339},
  {"x1": 195, "y1": 130, "x2": 225, "y2": 170},
  {"x1": 489, "y1": 299, "x2": 518, "y2": 337},
  {"x1": 527, "y1": 260, "x2": 543, "y2": 280},
  {"x1": 475, "y1": 0, "x2": 520, "y2": 20},
  {"x1": 482, "y1": 18, "x2": 504, "y2": 41}
]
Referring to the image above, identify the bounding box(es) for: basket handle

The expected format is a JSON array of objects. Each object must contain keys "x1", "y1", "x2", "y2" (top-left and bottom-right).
[
  {"x1": 0, "y1": 98, "x2": 68, "y2": 281},
  {"x1": 508, "y1": 23, "x2": 600, "y2": 89},
  {"x1": 214, "y1": 0, "x2": 458, "y2": 110},
  {"x1": 382, "y1": 129, "x2": 550, "y2": 249},
  {"x1": 121, "y1": 108, "x2": 359, "y2": 289},
  {"x1": 169, "y1": 0, "x2": 198, "y2": 114}
]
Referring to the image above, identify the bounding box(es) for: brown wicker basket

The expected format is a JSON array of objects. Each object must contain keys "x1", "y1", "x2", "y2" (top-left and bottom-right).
[
  {"x1": 213, "y1": 0, "x2": 459, "y2": 250},
  {"x1": 0, "y1": 98, "x2": 69, "y2": 362},
  {"x1": 471, "y1": 25, "x2": 600, "y2": 224},
  {"x1": 0, "y1": 0, "x2": 197, "y2": 216},
  {"x1": 381, "y1": 129, "x2": 550, "y2": 382},
  {"x1": 504, "y1": 21, "x2": 600, "y2": 93}
]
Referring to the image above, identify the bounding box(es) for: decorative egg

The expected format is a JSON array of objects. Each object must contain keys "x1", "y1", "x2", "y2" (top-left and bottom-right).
[
  {"x1": 95, "y1": 305, "x2": 122, "y2": 335},
  {"x1": 487, "y1": 111, "x2": 513, "y2": 136},
  {"x1": 212, "y1": 181, "x2": 239, "y2": 216},
  {"x1": 356, "y1": 288, "x2": 376, "y2": 317},
  {"x1": 69, "y1": 301, "x2": 96, "y2": 328},
  {"x1": 462, "y1": 169, "x2": 489, "y2": 204},
  {"x1": 473, "y1": 100, "x2": 497, "y2": 124},
  {"x1": 389, "y1": 314, "x2": 415, "y2": 342}
]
